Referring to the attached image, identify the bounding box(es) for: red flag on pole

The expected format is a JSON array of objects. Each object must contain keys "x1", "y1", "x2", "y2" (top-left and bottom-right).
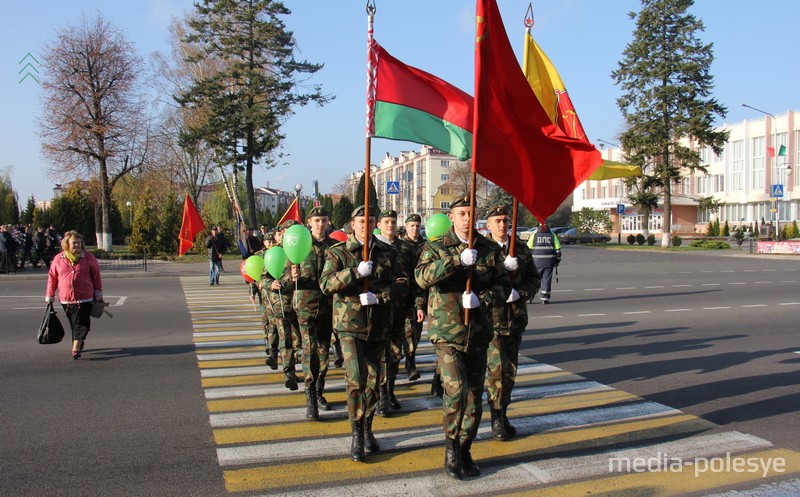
[
  {"x1": 473, "y1": 0, "x2": 602, "y2": 223},
  {"x1": 276, "y1": 197, "x2": 303, "y2": 226},
  {"x1": 178, "y1": 194, "x2": 206, "y2": 256}
]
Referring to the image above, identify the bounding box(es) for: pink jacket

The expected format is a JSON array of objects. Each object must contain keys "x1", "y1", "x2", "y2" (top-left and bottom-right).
[{"x1": 46, "y1": 251, "x2": 103, "y2": 304}]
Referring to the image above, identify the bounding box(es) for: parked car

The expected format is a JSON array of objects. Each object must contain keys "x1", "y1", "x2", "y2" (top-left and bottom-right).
[
  {"x1": 518, "y1": 227, "x2": 538, "y2": 241},
  {"x1": 550, "y1": 226, "x2": 570, "y2": 236},
  {"x1": 558, "y1": 228, "x2": 611, "y2": 244}
]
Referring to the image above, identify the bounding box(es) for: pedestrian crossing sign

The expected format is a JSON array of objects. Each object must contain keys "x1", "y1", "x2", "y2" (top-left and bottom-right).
[
  {"x1": 386, "y1": 181, "x2": 401, "y2": 194},
  {"x1": 772, "y1": 184, "x2": 784, "y2": 198}
]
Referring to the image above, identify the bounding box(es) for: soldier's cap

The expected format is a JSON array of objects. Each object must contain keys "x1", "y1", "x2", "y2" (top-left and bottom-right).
[
  {"x1": 306, "y1": 206, "x2": 329, "y2": 219},
  {"x1": 486, "y1": 205, "x2": 509, "y2": 218},
  {"x1": 350, "y1": 205, "x2": 378, "y2": 219},
  {"x1": 259, "y1": 224, "x2": 267, "y2": 229},
  {"x1": 263, "y1": 232, "x2": 275, "y2": 241},
  {"x1": 278, "y1": 219, "x2": 299, "y2": 229},
  {"x1": 377, "y1": 209, "x2": 397, "y2": 221},
  {"x1": 450, "y1": 195, "x2": 471, "y2": 210},
  {"x1": 405, "y1": 213, "x2": 422, "y2": 223}
]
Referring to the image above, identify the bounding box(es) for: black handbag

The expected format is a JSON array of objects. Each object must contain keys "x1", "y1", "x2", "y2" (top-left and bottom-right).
[{"x1": 38, "y1": 303, "x2": 65, "y2": 345}]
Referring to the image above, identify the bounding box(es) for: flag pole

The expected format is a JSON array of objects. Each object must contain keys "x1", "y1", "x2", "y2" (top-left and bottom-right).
[{"x1": 363, "y1": 0, "x2": 377, "y2": 292}]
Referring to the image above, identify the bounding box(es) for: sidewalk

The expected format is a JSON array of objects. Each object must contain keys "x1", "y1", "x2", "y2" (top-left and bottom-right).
[{"x1": 0, "y1": 260, "x2": 210, "y2": 282}]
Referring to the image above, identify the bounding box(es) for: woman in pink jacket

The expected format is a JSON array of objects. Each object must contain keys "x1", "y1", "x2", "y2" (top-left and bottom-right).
[{"x1": 45, "y1": 230, "x2": 103, "y2": 359}]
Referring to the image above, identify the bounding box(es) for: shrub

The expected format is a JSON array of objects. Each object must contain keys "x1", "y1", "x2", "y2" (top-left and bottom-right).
[
  {"x1": 636, "y1": 234, "x2": 646, "y2": 245},
  {"x1": 671, "y1": 235, "x2": 682, "y2": 247},
  {"x1": 646, "y1": 234, "x2": 656, "y2": 246},
  {"x1": 626, "y1": 234, "x2": 636, "y2": 245},
  {"x1": 689, "y1": 239, "x2": 730, "y2": 249},
  {"x1": 722, "y1": 221, "x2": 730, "y2": 237}
]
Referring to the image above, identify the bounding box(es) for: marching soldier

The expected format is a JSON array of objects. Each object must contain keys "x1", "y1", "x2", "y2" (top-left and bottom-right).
[
  {"x1": 319, "y1": 205, "x2": 408, "y2": 462},
  {"x1": 484, "y1": 205, "x2": 541, "y2": 440},
  {"x1": 399, "y1": 213, "x2": 427, "y2": 384},
  {"x1": 260, "y1": 232, "x2": 280, "y2": 369},
  {"x1": 415, "y1": 196, "x2": 510, "y2": 480},
  {"x1": 289, "y1": 206, "x2": 337, "y2": 420}
]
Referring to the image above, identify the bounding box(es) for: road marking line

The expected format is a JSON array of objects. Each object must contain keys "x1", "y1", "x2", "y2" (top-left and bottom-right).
[
  {"x1": 701, "y1": 283, "x2": 720, "y2": 286},
  {"x1": 703, "y1": 306, "x2": 731, "y2": 310},
  {"x1": 623, "y1": 311, "x2": 651, "y2": 315},
  {"x1": 664, "y1": 309, "x2": 691, "y2": 312},
  {"x1": 644, "y1": 286, "x2": 665, "y2": 289},
  {"x1": 742, "y1": 304, "x2": 768, "y2": 308},
  {"x1": 577, "y1": 313, "x2": 606, "y2": 317}
]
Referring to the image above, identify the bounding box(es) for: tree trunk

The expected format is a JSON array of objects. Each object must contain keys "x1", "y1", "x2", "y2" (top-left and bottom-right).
[
  {"x1": 97, "y1": 156, "x2": 113, "y2": 251},
  {"x1": 661, "y1": 183, "x2": 672, "y2": 248}
]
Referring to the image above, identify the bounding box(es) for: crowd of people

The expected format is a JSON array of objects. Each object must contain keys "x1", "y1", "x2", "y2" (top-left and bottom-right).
[
  {"x1": 212, "y1": 200, "x2": 561, "y2": 480},
  {"x1": 0, "y1": 224, "x2": 61, "y2": 274}
]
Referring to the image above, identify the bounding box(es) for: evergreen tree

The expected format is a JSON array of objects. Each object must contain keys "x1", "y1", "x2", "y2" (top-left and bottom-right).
[
  {"x1": 353, "y1": 174, "x2": 378, "y2": 213},
  {"x1": 129, "y1": 187, "x2": 158, "y2": 256},
  {"x1": 49, "y1": 182, "x2": 95, "y2": 244},
  {"x1": 322, "y1": 195, "x2": 334, "y2": 219},
  {"x1": 332, "y1": 195, "x2": 354, "y2": 230},
  {"x1": 0, "y1": 171, "x2": 20, "y2": 224},
  {"x1": 157, "y1": 194, "x2": 182, "y2": 254},
  {"x1": 21, "y1": 195, "x2": 36, "y2": 225},
  {"x1": 722, "y1": 220, "x2": 730, "y2": 237},
  {"x1": 612, "y1": 0, "x2": 728, "y2": 247},
  {"x1": 178, "y1": 0, "x2": 331, "y2": 228}
]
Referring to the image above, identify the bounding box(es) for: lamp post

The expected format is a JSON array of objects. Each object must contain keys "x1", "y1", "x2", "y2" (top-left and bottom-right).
[
  {"x1": 598, "y1": 139, "x2": 624, "y2": 243},
  {"x1": 125, "y1": 201, "x2": 132, "y2": 231},
  {"x1": 741, "y1": 103, "x2": 782, "y2": 239},
  {"x1": 596, "y1": 138, "x2": 620, "y2": 149}
]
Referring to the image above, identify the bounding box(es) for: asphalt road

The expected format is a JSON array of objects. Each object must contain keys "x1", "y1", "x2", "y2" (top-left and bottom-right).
[{"x1": 0, "y1": 248, "x2": 798, "y2": 496}]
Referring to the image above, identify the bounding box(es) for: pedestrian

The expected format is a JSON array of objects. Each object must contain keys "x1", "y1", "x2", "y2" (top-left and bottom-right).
[
  {"x1": 260, "y1": 231, "x2": 280, "y2": 370},
  {"x1": 205, "y1": 227, "x2": 226, "y2": 285},
  {"x1": 399, "y1": 213, "x2": 427, "y2": 385},
  {"x1": 531, "y1": 224, "x2": 561, "y2": 304},
  {"x1": 483, "y1": 205, "x2": 541, "y2": 440},
  {"x1": 20, "y1": 226, "x2": 34, "y2": 271},
  {"x1": 319, "y1": 205, "x2": 408, "y2": 462},
  {"x1": 44, "y1": 230, "x2": 103, "y2": 359},
  {"x1": 33, "y1": 226, "x2": 46, "y2": 268},
  {"x1": 289, "y1": 206, "x2": 336, "y2": 419},
  {"x1": 44, "y1": 225, "x2": 59, "y2": 268},
  {"x1": 0, "y1": 225, "x2": 8, "y2": 274},
  {"x1": 415, "y1": 196, "x2": 511, "y2": 480},
  {"x1": 243, "y1": 227, "x2": 262, "y2": 259}
]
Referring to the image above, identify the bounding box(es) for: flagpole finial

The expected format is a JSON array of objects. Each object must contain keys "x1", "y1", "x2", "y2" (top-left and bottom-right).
[
  {"x1": 366, "y1": 0, "x2": 376, "y2": 16},
  {"x1": 524, "y1": 3, "x2": 534, "y2": 28}
]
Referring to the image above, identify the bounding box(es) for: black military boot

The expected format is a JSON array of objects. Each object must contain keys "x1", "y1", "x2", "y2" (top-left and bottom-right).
[
  {"x1": 350, "y1": 419, "x2": 365, "y2": 462},
  {"x1": 406, "y1": 355, "x2": 420, "y2": 381},
  {"x1": 317, "y1": 378, "x2": 330, "y2": 411},
  {"x1": 364, "y1": 413, "x2": 380, "y2": 453},
  {"x1": 387, "y1": 378, "x2": 401, "y2": 410},
  {"x1": 443, "y1": 437, "x2": 463, "y2": 480},
  {"x1": 431, "y1": 372, "x2": 444, "y2": 398},
  {"x1": 502, "y1": 406, "x2": 517, "y2": 436},
  {"x1": 377, "y1": 384, "x2": 390, "y2": 417},
  {"x1": 305, "y1": 387, "x2": 319, "y2": 420},
  {"x1": 284, "y1": 370, "x2": 298, "y2": 391},
  {"x1": 265, "y1": 346, "x2": 278, "y2": 370},
  {"x1": 460, "y1": 438, "x2": 480, "y2": 478},
  {"x1": 490, "y1": 409, "x2": 508, "y2": 440}
]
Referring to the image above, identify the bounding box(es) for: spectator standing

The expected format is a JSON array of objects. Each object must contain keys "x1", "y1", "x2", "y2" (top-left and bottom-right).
[
  {"x1": 205, "y1": 227, "x2": 227, "y2": 285},
  {"x1": 45, "y1": 230, "x2": 103, "y2": 359}
]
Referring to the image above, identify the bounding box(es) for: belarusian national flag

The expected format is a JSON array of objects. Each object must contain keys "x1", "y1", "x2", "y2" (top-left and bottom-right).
[{"x1": 367, "y1": 38, "x2": 473, "y2": 160}]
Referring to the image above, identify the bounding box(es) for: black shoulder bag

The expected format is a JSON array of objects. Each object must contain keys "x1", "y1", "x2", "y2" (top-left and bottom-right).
[{"x1": 38, "y1": 303, "x2": 65, "y2": 345}]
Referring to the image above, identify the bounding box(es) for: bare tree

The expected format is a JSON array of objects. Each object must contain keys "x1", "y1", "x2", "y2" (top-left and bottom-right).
[
  {"x1": 442, "y1": 161, "x2": 489, "y2": 207},
  {"x1": 39, "y1": 13, "x2": 149, "y2": 250}
]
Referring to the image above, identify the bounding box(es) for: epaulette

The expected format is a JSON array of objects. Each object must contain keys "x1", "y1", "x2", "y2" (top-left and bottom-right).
[{"x1": 330, "y1": 241, "x2": 345, "y2": 248}]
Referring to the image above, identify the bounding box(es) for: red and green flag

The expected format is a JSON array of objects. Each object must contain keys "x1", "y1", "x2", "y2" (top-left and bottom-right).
[{"x1": 367, "y1": 37, "x2": 473, "y2": 160}]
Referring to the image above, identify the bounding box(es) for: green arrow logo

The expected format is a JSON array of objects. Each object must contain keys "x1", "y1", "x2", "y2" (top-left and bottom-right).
[{"x1": 18, "y1": 52, "x2": 40, "y2": 84}]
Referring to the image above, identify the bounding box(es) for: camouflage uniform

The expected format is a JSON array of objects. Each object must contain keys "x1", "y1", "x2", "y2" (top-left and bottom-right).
[
  {"x1": 486, "y1": 231, "x2": 540, "y2": 439},
  {"x1": 260, "y1": 286, "x2": 280, "y2": 369},
  {"x1": 291, "y1": 229, "x2": 336, "y2": 419},
  {"x1": 319, "y1": 218, "x2": 408, "y2": 462},
  {"x1": 260, "y1": 250, "x2": 301, "y2": 391},
  {"x1": 399, "y1": 228, "x2": 427, "y2": 381},
  {"x1": 415, "y1": 222, "x2": 510, "y2": 479}
]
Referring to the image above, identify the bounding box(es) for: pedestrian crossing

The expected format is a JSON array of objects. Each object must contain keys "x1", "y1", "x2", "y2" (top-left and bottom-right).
[{"x1": 181, "y1": 277, "x2": 800, "y2": 496}]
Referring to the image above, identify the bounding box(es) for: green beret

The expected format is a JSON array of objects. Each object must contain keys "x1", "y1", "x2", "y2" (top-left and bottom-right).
[
  {"x1": 378, "y1": 209, "x2": 397, "y2": 221},
  {"x1": 486, "y1": 205, "x2": 509, "y2": 218},
  {"x1": 307, "y1": 206, "x2": 329, "y2": 219},
  {"x1": 450, "y1": 195, "x2": 471, "y2": 210},
  {"x1": 351, "y1": 205, "x2": 378, "y2": 218},
  {"x1": 405, "y1": 213, "x2": 422, "y2": 223},
  {"x1": 279, "y1": 219, "x2": 299, "y2": 229}
]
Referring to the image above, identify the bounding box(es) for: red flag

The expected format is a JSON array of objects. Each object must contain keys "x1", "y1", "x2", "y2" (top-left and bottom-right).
[
  {"x1": 473, "y1": 0, "x2": 602, "y2": 223},
  {"x1": 767, "y1": 146, "x2": 776, "y2": 158},
  {"x1": 178, "y1": 194, "x2": 206, "y2": 256},
  {"x1": 276, "y1": 197, "x2": 302, "y2": 226}
]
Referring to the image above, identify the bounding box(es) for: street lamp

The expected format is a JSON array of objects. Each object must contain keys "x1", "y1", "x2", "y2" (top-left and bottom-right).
[
  {"x1": 125, "y1": 201, "x2": 132, "y2": 230},
  {"x1": 596, "y1": 138, "x2": 620, "y2": 149},
  {"x1": 741, "y1": 104, "x2": 783, "y2": 239}
]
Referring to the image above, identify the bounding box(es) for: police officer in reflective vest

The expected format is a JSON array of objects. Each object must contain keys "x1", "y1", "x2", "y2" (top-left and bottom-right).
[{"x1": 531, "y1": 224, "x2": 561, "y2": 304}]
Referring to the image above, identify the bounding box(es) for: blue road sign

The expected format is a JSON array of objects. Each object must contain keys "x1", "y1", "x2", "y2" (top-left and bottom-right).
[
  {"x1": 617, "y1": 204, "x2": 625, "y2": 214},
  {"x1": 387, "y1": 181, "x2": 401, "y2": 194},
  {"x1": 772, "y1": 184, "x2": 784, "y2": 198}
]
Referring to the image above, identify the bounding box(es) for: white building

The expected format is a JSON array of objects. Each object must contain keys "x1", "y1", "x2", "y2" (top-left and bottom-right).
[{"x1": 575, "y1": 109, "x2": 799, "y2": 236}]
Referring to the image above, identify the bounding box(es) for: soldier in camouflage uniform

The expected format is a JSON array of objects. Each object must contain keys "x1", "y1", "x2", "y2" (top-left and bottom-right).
[
  {"x1": 319, "y1": 205, "x2": 408, "y2": 462},
  {"x1": 260, "y1": 220, "x2": 302, "y2": 391},
  {"x1": 415, "y1": 196, "x2": 511, "y2": 480},
  {"x1": 484, "y1": 205, "x2": 541, "y2": 440},
  {"x1": 374, "y1": 209, "x2": 416, "y2": 415},
  {"x1": 260, "y1": 232, "x2": 280, "y2": 369},
  {"x1": 289, "y1": 206, "x2": 336, "y2": 420},
  {"x1": 399, "y1": 214, "x2": 427, "y2": 384}
]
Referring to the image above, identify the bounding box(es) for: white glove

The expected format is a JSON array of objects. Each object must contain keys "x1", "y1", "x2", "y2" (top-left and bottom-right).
[
  {"x1": 459, "y1": 248, "x2": 477, "y2": 266},
  {"x1": 462, "y1": 291, "x2": 480, "y2": 309},
  {"x1": 45, "y1": 296, "x2": 53, "y2": 303},
  {"x1": 357, "y1": 260, "x2": 373, "y2": 278},
  {"x1": 503, "y1": 256, "x2": 518, "y2": 272},
  {"x1": 506, "y1": 288, "x2": 520, "y2": 303},
  {"x1": 360, "y1": 292, "x2": 378, "y2": 306}
]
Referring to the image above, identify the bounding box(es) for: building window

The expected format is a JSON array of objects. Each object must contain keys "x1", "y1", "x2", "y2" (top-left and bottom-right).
[
  {"x1": 731, "y1": 140, "x2": 744, "y2": 191},
  {"x1": 440, "y1": 160, "x2": 450, "y2": 168},
  {"x1": 751, "y1": 136, "x2": 764, "y2": 190},
  {"x1": 440, "y1": 201, "x2": 450, "y2": 209},
  {"x1": 699, "y1": 147, "x2": 709, "y2": 165},
  {"x1": 440, "y1": 187, "x2": 450, "y2": 195},
  {"x1": 441, "y1": 174, "x2": 448, "y2": 181},
  {"x1": 696, "y1": 174, "x2": 709, "y2": 194}
]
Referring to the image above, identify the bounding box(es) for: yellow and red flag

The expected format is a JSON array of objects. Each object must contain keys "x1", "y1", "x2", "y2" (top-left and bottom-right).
[
  {"x1": 178, "y1": 194, "x2": 206, "y2": 256},
  {"x1": 276, "y1": 197, "x2": 303, "y2": 226}
]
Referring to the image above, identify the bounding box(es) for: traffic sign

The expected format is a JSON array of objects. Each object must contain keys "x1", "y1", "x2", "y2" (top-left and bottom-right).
[
  {"x1": 616, "y1": 204, "x2": 625, "y2": 214},
  {"x1": 772, "y1": 184, "x2": 784, "y2": 198},
  {"x1": 386, "y1": 181, "x2": 400, "y2": 194}
]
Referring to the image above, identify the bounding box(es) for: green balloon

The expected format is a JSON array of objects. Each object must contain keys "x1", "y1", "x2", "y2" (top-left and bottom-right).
[
  {"x1": 244, "y1": 255, "x2": 265, "y2": 281},
  {"x1": 373, "y1": 228, "x2": 381, "y2": 235},
  {"x1": 283, "y1": 224, "x2": 313, "y2": 264},
  {"x1": 425, "y1": 213, "x2": 452, "y2": 238},
  {"x1": 264, "y1": 246, "x2": 288, "y2": 280}
]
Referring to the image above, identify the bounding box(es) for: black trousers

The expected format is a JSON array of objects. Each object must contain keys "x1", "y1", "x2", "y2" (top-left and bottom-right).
[{"x1": 63, "y1": 303, "x2": 93, "y2": 341}]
